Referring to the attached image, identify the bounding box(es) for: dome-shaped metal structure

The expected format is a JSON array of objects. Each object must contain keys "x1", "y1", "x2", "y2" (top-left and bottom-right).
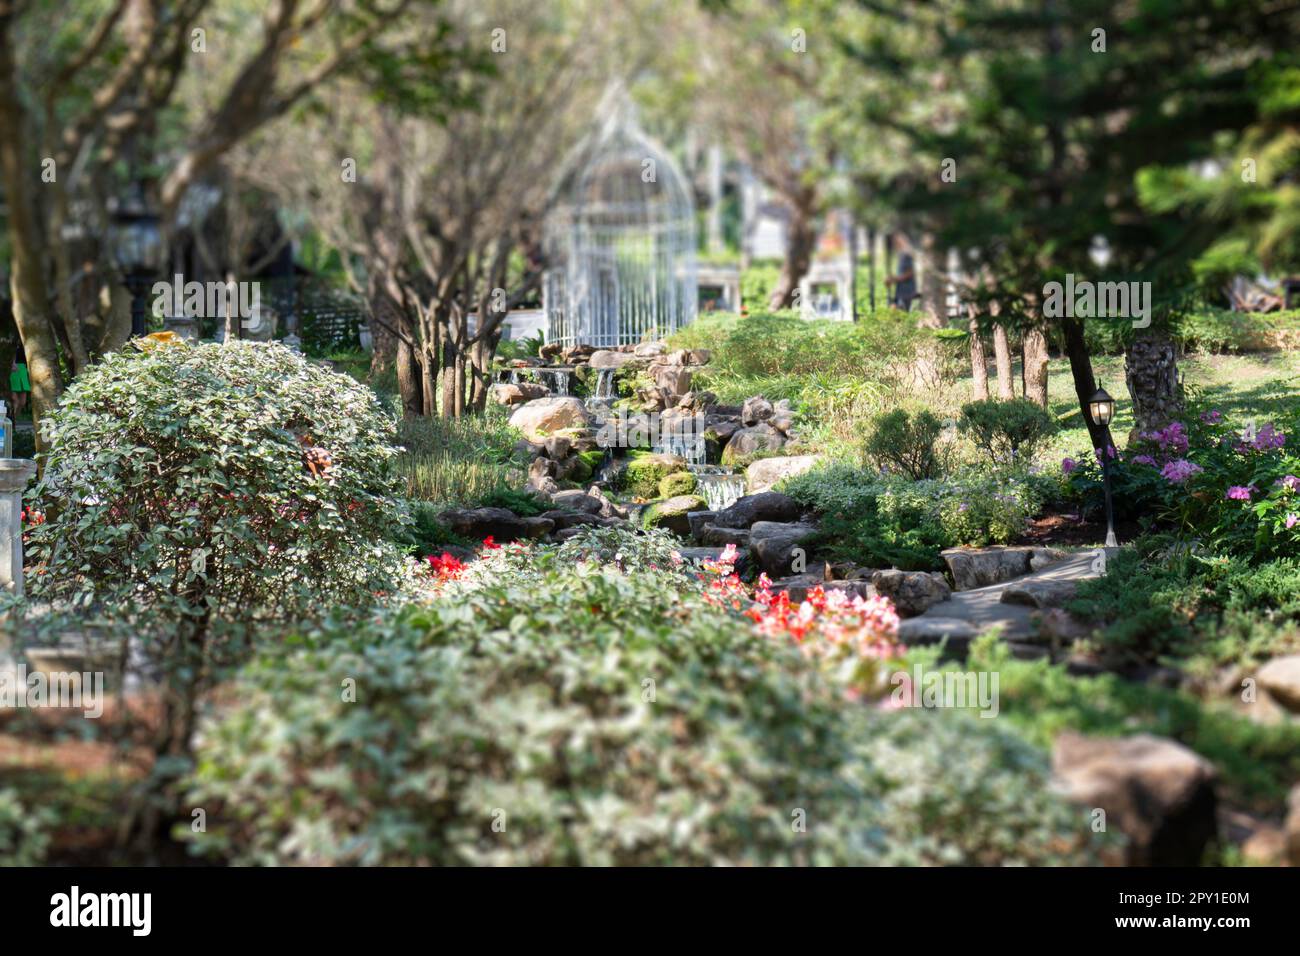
[{"x1": 544, "y1": 101, "x2": 697, "y2": 348}]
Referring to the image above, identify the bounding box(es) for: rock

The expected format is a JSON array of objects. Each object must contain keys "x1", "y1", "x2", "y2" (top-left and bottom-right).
[
  {"x1": 897, "y1": 617, "x2": 978, "y2": 656},
  {"x1": 1036, "y1": 607, "x2": 1093, "y2": 644},
  {"x1": 1258, "y1": 655, "x2": 1300, "y2": 713},
  {"x1": 526, "y1": 475, "x2": 559, "y2": 497},
  {"x1": 703, "y1": 419, "x2": 742, "y2": 444},
  {"x1": 770, "y1": 415, "x2": 795, "y2": 434},
  {"x1": 1030, "y1": 547, "x2": 1068, "y2": 572},
  {"x1": 1000, "y1": 579, "x2": 1079, "y2": 609},
  {"x1": 539, "y1": 342, "x2": 562, "y2": 361},
  {"x1": 490, "y1": 382, "x2": 548, "y2": 405},
  {"x1": 713, "y1": 491, "x2": 803, "y2": 529},
  {"x1": 651, "y1": 364, "x2": 692, "y2": 397},
  {"x1": 721, "y1": 423, "x2": 785, "y2": 464},
  {"x1": 1287, "y1": 784, "x2": 1300, "y2": 866},
  {"x1": 941, "y1": 546, "x2": 1042, "y2": 590},
  {"x1": 549, "y1": 490, "x2": 604, "y2": 514},
  {"x1": 740, "y1": 396, "x2": 774, "y2": 426},
  {"x1": 634, "y1": 342, "x2": 667, "y2": 358},
  {"x1": 745, "y1": 455, "x2": 822, "y2": 494},
  {"x1": 588, "y1": 349, "x2": 638, "y2": 369},
  {"x1": 514, "y1": 438, "x2": 544, "y2": 459},
  {"x1": 1051, "y1": 732, "x2": 1218, "y2": 867},
  {"x1": 700, "y1": 525, "x2": 751, "y2": 548},
  {"x1": 686, "y1": 510, "x2": 716, "y2": 539},
  {"x1": 748, "y1": 521, "x2": 819, "y2": 576},
  {"x1": 641, "y1": 495, "x2": 710, "y2": 536},
  {"x1": 437, "y1": 507, "x2": 552, "y2": 543},
  {"x1": 528, "y1": 457, "x2": 557, "y2": 481},
  {"x1": 870, "y1": 569, "x2": 952, "y2": 616},
  {"x1": 543, "y1": 436, "x2": 572, "y2": 460},
  {"x1": 508, "y1": 397, "x2": 592, "y2": 441},
  {"x1": 688, "y1": 348, "x2": 712, "y2": 366},
  {"x1": 1241, "y1": 824, "x2": 1288, "y2": 866},
  {"x1": 621, "y1": 452, "x2": 687, "y2": 498}
]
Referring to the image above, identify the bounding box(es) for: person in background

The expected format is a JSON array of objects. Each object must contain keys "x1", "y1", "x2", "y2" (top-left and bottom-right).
[
  {"x1": 9, "y1": 343, "x2": 30, "y2": 418},
  {"x1": 884, "y1": 233, "x2": 918, "y2": 311}
]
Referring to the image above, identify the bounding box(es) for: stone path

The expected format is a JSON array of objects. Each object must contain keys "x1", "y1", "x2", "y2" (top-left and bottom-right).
[{"x1": 899, "y1": 549, "x2": 1114, "y2": 655}]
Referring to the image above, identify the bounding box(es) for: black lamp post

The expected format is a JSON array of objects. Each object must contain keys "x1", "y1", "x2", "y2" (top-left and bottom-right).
[
  {"x1": 1087, "y1": 386, "x2": 1118, "y2": 548},
  {"x1": 110, "y1": 184, "x2": 163, "y2": 337}
]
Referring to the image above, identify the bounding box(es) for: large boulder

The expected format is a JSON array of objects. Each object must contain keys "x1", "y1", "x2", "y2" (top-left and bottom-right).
[
  {"x1": 713, "y1": 491, "x2": 803, "y2": 529},
  {"x1": 490, "y1": 382, "x2": 549, "y2": 406},
  {"x1": 1051, "y1": 732, "x2": 1218, "y2": 866},
  {"x1": 941, "y1": 546, "x2": 1065, "y2": 590},
  {"x1": 1258, "y1": 654, "x2": 1300, "y2": 713},
  {"x1": 588, "y1": 349, "x2": 639, "y2": 369},
  {"x1": 870, "y1": 569, "x2": 951, "y2": 616},
  {"x1": 748, "y1": 521, "x2": 819, "y2": 576},
  {"x1": 721, "y1": 423, "x2": 785, "y2": 464},
  {"x1": 437, "y1": 507, "x2": 553, "y2": 543},
  {"x1": 651, "y1": 364, "x2": 692, "y2": 398},
  {"x1": 548, "y1": 490, "x2": 604, "y2": 514},
  {"x1": 699, "y1": 525, "x2": 751, "y2": 548},
  {"x1": 1000, "y1": 579, "x2": 1079, "y2": 609},
  {"x1": 740, "y1": 396, "x2": 774, "y2": 426},
  {"x1": 641, "y1": 495, "x2": 710, "y2": 537},
  {"x1": 508, "y1": 397, "x2": 592, "y2": 441},
  {"x1": 746, "y1": 455, "x2": 822, "y2": 494}
]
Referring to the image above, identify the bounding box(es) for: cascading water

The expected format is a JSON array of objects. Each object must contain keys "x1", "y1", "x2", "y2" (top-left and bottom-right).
[
  {"x1": 692, "y1": 466, "x2": 746, "y2": 511},
  {"x1": 594, "y1": 367, "x2": 617, "y2": 402}
]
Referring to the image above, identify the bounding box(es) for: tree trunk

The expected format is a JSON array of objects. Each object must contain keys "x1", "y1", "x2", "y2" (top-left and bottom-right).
[
  {"x1": 395, "y1": 336, "x2": 424, "y2": 418},
  {"x1": 992, "y1": 322, "x2": 1014, "y2": 400},
  {"x1": 768, "y1": 192, "x2": 817, "y2": 311},
  {"x1": 0, "y1": 12, "x2": 62, "y2": 451},
  {"x1": 916, "y1": 232, "x2": 946, "y2": 328},
  {"x1": 968, "y1": 316, "x2": 989, "y2": 401},
  {"x1": 1061, "y1": 317, "x2": 1114, "y2": 454},
  {"x1": 1125, "y1": 332, "x2": 1183, "y2": 434},
  {"x1": 1022, "y1": 325, "x2": 1049, "y2": 408}
]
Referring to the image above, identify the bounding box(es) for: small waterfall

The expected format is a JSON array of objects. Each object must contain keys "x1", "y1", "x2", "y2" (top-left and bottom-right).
[
  {"x1": 509, "y1": 369, "x2": 522, "y2": 385},
  {"x1": 537, "y1": 368, "x2": 571, "y2": 396},
  {"x1": 594, "y1": 367, "x2": 617, "y2": 401},
  {"x1": 693, "y1": 467, "x2": 746, "y2": 511}
]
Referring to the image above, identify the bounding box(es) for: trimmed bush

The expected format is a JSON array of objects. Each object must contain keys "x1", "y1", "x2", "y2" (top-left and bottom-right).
[
  {"x1": 864, "y1": 409, "x2": 945, "y2": 480},
  {"x1": 959, "y1": 398, "x2": 1058, "y2": 462}
]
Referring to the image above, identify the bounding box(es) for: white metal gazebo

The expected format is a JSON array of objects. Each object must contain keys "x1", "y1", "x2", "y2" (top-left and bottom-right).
[{"x1": 544, "y1": 98, "x2": 697, "y2": 348}]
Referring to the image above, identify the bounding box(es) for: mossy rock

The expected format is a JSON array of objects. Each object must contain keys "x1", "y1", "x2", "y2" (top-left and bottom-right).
[
  {"x1": 641, "y1": 494, "x2": 709, "y2": 536},
  {"x1": 578, "y1": 449, "x2": 607, "y2": 472},
  {"x1": 621, "y1": 451, "x2": 686, "y2": 498},
  {"x1": 566, "y1": 455, "x2": 593, "y2": 483},
  {"x1": 659, "y1": 471, "x2": 698, "y2": 497}
]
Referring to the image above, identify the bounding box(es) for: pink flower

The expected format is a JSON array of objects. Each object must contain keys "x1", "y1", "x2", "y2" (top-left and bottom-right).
[
  {"x1": 1225, "y1": 485, "x2": 1253, "y2": 501},
  {"x1": 1277, "y1": 475, "x2": 1300, "y2": 492},
  {"x1": 1200, "y1": 410, "x2": 1222, "y2": 424},
  {"x1": 1286, "y1": 514, "x2": 1299, "y2": 530},
  {"x1": 1160, "y1": 459, "x2": 1202, "y2": 484},
  {"x1": 1131, "y1": 454, "x2": 1156, "y2": 467},
  {"x1": 1061, "y1": 457, "x2": 1077, "y2": 474}
]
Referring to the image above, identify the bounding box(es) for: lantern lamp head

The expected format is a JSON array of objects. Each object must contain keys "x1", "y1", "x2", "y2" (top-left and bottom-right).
[{"x1": 1088, "y1": 387, "x2": 1115, "y2": 426}]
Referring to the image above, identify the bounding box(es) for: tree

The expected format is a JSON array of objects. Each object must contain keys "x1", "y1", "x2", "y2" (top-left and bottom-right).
[
  {"x1": 826, "y1": 0, "x2": 1300, "y2": 446},
  {"x1": 0, "y1": 0, "x2": 440, "y2": 446}
]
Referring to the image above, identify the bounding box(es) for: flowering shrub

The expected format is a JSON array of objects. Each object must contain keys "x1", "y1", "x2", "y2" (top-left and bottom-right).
[
  {"x1": 24, "y1": 341, "x2": 410, "y2": 628},
  {"x1": 182, "y1": 530, "x2": 1098, "y2": 866},
  {"x1": 17, "y1": 342, "x2": 411, "y2": 765},
  {"x1": 0, "y1": 787, "x2": 52, "y2": 866},
  {"x1": 1063, "y1": 405, "x2": 1299, "y2": 559}
]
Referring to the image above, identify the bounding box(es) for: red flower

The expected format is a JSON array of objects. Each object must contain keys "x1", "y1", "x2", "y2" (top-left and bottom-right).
[{"x1": 482, "y1": 536, "x2": 502, "y2": 551}]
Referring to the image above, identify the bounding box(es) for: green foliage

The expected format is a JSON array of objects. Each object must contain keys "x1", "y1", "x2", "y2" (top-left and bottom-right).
[
  {"x1": 957, "y1": 637, "x2": 1300, "y2": 803},
  {"x1": 959, "y1": 398, "x2": 1058, "y2": 463},
  {"x1": 1067, "y1": 543, "x2": 1300, "y2": 671},
  {"x1": 398, "y1": 500, "x2": 473, "y2": 558},
  {"x1": 23, "y1": 341, "x2": 408, "y2": 629},
  {"x1": 395, "y1": 411, "x2": 528, "y2": 506},
  {"x1": 0, "y1": 787, "x2": 52, "y2": 866},
  {"x1": 658, "y1": 471, "x2": 698, "y2": 497},
  {"x1": 619, "y1": 451, "x2": 681, "y2": 499},
  {"x1": 182, "y1": 531, "x2": 1097, "y2": 866},
  {"x1": 864, "y1": 409, "x2": 944, "y2": 480},
  {"x1": 780, "y1": 462, "x2": 1045, "y2": 569},
  {"x1": 474, "y1": 487, "x2": 549, "y2": 517}
]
